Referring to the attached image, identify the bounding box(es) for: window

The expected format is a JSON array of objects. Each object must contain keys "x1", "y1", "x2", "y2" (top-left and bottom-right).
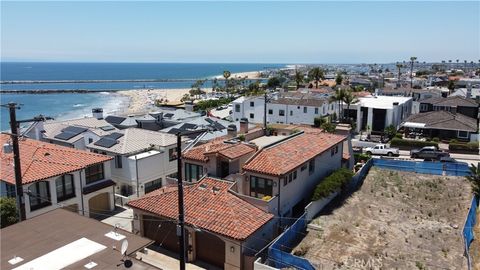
[
  {"x1": 250, "y1": 101, "x2": 254, "y2": 107},
  {"x1": 301, "y1": 163, "x2": 307, "y2": 171},
  {"x1": 250, "y1": 176, "x2": 273, "y2": 198},
  {"x1": 290, "y1": 110, "x2": 293, "y2": 116},
  {"x1": 458, "y1": 130, "x2": 469, "y2": 138},
  {"x1": 283, "y1": 177, "x2": 288, "y2": 186},
  {"x1": 293, "y1": 171, "x2": 297, "y2": 180},
  {"x1": 279, "y1": 110, "x2": 285, "y2": 116},
  {"x1": 235, "y1": 104, "x2": 240, "y2": 112},
  {"x1": 115, "y1": 155, "x2": 123, "y2": 168},
  {"x1": 309, "y1": 158, "x2": 315, "y2": 175},
  {"x1": 88, "y1": 138, "x2": 93, "y2": 144},
  {"x1": 335, "y1": 145, "x2": 339, "y2": 154},
  {"x1": 331, "y1": 148, "x2": 335, "y2": 156},
  {"x1": 29, "y1": 181, "x2": 51, "y2": 211},
  {"x1": 56, "y1": 174, "x2": 75, "y2": 202},
  {"x1": 250, "y1": 113, "x2": 254, "y2": 119},
  {"x1": 323, "y1": 106, "x2": 326, "y2": 114},
  {"x1": 268, "y1": 109, "x2": 273, "y2": 115},
  {"x1": 315, "y1": 108, "x2": 319, "y2": 114},
  {"x1": 169, "y1": 148, "x2": 177, "y2": 161},
  {"x1": 288, "y1": 173, "x2": 293, "y2": 183},
  {"x1": 85, "y1": 163, "x2": 104, "y2": 184},
  {"x1": 304, "y1": 107, "x2": 307, "y2": 113},
  {"x1": 144, "y1": 179, "x2": 162, "y2": 194},
  {"x1": 185, "y1": 163, "x2": 203, "y2": 182}
]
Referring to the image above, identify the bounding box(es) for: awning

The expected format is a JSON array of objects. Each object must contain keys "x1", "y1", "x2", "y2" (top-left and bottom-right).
[{"x1": 402, "y1": 122, "x2": 426, "y2": 128}]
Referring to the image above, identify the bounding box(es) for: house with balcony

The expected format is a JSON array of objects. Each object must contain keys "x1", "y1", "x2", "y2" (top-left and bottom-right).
[
  {"x1": 86, "y1": 128, "x2": 180, "y2": 198},
  {"x1": 240, "y1": 130, "x2": 347, "y2": 218},
  {"x1": 418, "y1": 96, "x2": 479, "y2": 119},
  {"x1": 0, "y1": 134, "x2": 114, "y2": 219},
  {"x1": 231, "y1": 91, "x2": 337, "y2": 125},
  {"x1": 128, "y1": 177, "x2": 274, "y2": 270}
]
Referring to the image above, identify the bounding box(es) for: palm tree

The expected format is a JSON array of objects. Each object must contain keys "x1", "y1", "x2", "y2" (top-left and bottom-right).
[
  {"x1": 294, "y1": 69, "x2": 304, "y2": 90},
  {"x1": 466, "y1": 164, "x2": 480, "y2": 196},
  {"x1": 329, "y1": 88, "x2": 345, "y2": 122},
  {"x1": 396, "y1": 63, "x2": 403, "y2": 86},
  {"x1": 456, "y1": 59, "x2": 460, "y2": 69},
  {"x1": 342, "y1": 90, "x2": 358, "y2": 122},
  {"x1": 223, "y1": 70, "x2": 231, "y2": 96},
  {"x1": 308, "y1": 67, "x2": 325, "y2": 89},
  {"x1": 410, "y1": 56, "x2": 417, "y2": 88}
]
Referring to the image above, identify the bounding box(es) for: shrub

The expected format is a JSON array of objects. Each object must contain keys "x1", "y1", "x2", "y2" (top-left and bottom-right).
[
  {"x1": 390, "y1": 138, "x2": 438, "y2": 148},
  {"x1": 313, "y1": 117, "x2": 326, "y2": 128},
  {"x1": 194, "y1": 97, "x2": 234, "y2": 111},
  {"x1": 354, "y1": 153, "x2": 371, "y2": 163},
  {"x1": 432, "y1": 137, "x2": 440, "y2": 142},
  {"x1": 0, "y1": 197, "x2": 18, "y2": 228},
  {"x1": 449, "y1": 142, "x2": 479, "y2": 152},
  {"x1": 238, "y1": 134, "x2": 245, "y2": 141},
  {"x1": 394, "y1": 133, "x2": 403, "y2": 139},
  {"x1": 312, "y1": 168, "x2": 354, "y2": 201},
  {"x1": 384, "y1": 125, "x2": 397, "y2": 139},
  {"x1": 450, "y1": 139, "x2": 458, "y2": 144}
]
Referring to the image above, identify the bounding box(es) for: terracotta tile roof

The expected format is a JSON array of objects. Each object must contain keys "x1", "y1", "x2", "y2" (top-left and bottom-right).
[
  {"x1": 183, "y1": 138, "x2": 256, "y2": 162},
  {"x1": 128, "y1": 178, "x2": 273, "y2": 241},
  {"x1": 0, "y1": 134, "x2": 112, "y2": 185},
  {"x1": 243, "y1": 132, "x2": 346, "y2": 176}
]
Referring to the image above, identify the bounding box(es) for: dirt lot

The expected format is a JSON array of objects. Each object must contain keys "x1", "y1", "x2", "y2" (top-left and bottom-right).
[
  {"x1": 294, "y1": 167, "x2": 472, "y2": 270},
  {"x1": 471, "y1": 214, "x2": 480, "y2": 270}
]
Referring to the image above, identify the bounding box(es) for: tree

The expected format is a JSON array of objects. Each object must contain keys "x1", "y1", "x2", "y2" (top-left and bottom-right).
[
  {"x1": 384, "y1": 124, "x2": 397, "y2": 139},
  {"x1": 267, "y1": 77, "x2": 282, "y2": 89},
  {"x1": 410, "y1": 56, "x2": 417, "y2": 88},
  {"x1": 447, "y1": 80, "x2": 456, "y2": 93},
  {"x1": 294, "y1": 70, "x2": 304, "y2": 90},
  {"x1": 314, "y1": 116, "x2": 326, "y2": 128},
  {"x1": 329, "y1": 88, "x2": 345, "y2": 122},
  {"x1": 223, "y1": 70, "x2": 231, "y2": 96},
  {"x1": 308, "y1": 67, "x2": 325, "y2": 89},
  {"x1": 321, "y1": 122, "x2": 336, "y2": 133},
  {"x1": 466, "y1": 164, "x2": 480, "y2": 196},
  {"x1": 342, "y1": 90, "x2": 358, "y2": 122},
  {"x1": 0, "y1": 197, "x2": 18, "y2": 228},
  {"x1": 335, "y1": 73, "x2": 343, "y2": 86}
]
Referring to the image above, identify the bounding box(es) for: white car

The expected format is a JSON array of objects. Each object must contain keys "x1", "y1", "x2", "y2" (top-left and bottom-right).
[{"x1": 364, "y1": 144, "x2": 400, "y2": 157}]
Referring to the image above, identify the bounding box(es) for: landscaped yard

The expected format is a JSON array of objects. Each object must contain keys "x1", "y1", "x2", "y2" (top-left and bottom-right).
[{"x1": 293, "y1": 167, "x2": 472, "y2": 269}]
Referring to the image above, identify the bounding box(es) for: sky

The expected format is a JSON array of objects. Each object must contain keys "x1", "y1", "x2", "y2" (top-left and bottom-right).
[{"x1": 1, "y1": 1, "x2": 479, "y2": 63}]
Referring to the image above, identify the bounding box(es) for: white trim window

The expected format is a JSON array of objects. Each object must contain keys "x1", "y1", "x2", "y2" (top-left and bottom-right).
[{"x1": 457, "y1": 130, "x2": 469, "y2": 139}]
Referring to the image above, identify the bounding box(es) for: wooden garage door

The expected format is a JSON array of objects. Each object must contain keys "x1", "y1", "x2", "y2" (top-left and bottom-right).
[
  {"x1": 196, "y1": 231, "x2": 225, "y2": 268},
  {"x1": 89, "y1": 193, "x2": 110, "y2": 218},
  {"x1": 143, "y1": 215, "x2": 179, "y2": 252}
]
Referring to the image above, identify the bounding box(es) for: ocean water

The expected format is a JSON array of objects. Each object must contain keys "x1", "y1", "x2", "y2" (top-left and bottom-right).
[{"x1": 0, "y1": 62, "x2": 286, "y2": 130}]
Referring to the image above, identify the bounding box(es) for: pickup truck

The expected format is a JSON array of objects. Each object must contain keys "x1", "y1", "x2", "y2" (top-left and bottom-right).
[
  {"x1": 410, "y1": 146, "x2": 450, "y2": 160},
  {"x1": 364, "y1": 144, "x2": 400, "y2": 156}
]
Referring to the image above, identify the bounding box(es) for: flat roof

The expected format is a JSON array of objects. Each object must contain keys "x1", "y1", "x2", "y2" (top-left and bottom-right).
[
  {"x1": 128, "y1": 150, "x2": 161, "y2": 160},
  {"x1": 250, "y1": 135, "x2": 288, "y2": 149},
  {"x1": 358, "y1": 96, "x2": 412, "y2": 109},
  {"x1": 1, "y1": 209, "x2": 155, "y2": 270}
]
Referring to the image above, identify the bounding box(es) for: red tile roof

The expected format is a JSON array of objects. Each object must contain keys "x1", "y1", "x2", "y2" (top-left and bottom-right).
[
  {"x1": 243, "y1": 132, "x2": 346, "y2": 176},
  {"x1": 128, "y1": 177, "x2": 273, "y2": 241},
  {"x1": 0, "y1": 134, "x2": 112, "y2": 185},
  {"x1": 183, "y1": 139, "x2": 256, "y2": 162}
]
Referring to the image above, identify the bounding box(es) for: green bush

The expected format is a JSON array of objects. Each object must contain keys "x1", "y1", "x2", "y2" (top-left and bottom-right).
[
  {"x1": 390, "y1": 138, "x2": 438, "y2": 148},
  {"x1": 312, "y1": 168, "x2": 354, "y2": 201},
  {"x1": 0, "y1": 197, "x2": 18, "y2": 228},
  {"x1": 394, "y1": 133, "x2": 403, "y2": 139},
  {"x1": 449, "y1": 142, "x2": 479, "y2": 152},
  {"x1": 450, "y1": 139, "x2": 458, "y2": 144},
  {"x1": 432, "y1": 137, "x2": 440, "y2": 142},
  {"x1": 195, "y1": 97, "x2": 234, "y2": 111},
  {"x1": 384, "y1": 125, "x2": 397, "y2": 139},
  {"x1": 354, "y1": 153, "x2": 371, "y2": 163},
  {"x1": 313, "y1": 117, "x2": 326, "y2": 128}
]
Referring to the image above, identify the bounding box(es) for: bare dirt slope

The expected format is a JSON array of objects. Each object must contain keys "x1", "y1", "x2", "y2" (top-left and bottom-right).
[{"x1": 295, "y1": 167, "x2": 471, "y2": 270}]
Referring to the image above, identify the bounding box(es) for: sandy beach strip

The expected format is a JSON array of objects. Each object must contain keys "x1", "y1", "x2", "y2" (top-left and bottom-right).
[
  {"x1": 118, "y1": 88, "x2": 212, "y2": 113},
  {"x1": 213, "y1": 70, "x2": 263, "y2": 80}
]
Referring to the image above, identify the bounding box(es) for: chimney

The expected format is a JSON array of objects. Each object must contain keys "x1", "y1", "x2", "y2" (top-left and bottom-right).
[
  {"x1": 92, "y1": 108, "x2": 103, "y2": 120},
  {"x1": 239, "y1": 118, "x2": 249, "y2": 134},
  {"x1": 33, "y1": 121, "x2": 45, "y2": 140},
  {"x1": 466, "y1": 83, "x2": 472, "y2": 99},
  {"x1": 184, "y1": 101, "x2": 194, "y2": 112},
  {"x1": 227, "y1": 124, "x2": 237, "y2": 138},
  {"x1": 3, "y1": 142, "x2": 12, "y2": 154}
]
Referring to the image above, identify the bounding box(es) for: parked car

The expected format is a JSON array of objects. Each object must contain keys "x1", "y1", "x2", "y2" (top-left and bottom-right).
[
  {"x1": 410, "y1": 146, "x2": 449, "y2": 160},
  {"x1": 364, "y1": 144, "x2": 400, "y2": 156}
]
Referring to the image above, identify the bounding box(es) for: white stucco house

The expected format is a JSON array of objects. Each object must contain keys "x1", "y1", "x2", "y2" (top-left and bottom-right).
[{"x1": 0, "y1": 134, "x2": 115, "y2": 219}]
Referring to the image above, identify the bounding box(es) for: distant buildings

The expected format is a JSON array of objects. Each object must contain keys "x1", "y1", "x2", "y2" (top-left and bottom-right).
[{"x1": 0, "y1": 134, "x2": 114, "y2": 219}]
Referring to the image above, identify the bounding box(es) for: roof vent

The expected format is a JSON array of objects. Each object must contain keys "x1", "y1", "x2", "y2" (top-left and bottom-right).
[
  {"x1": 3, "y1": 143, "x2": 12, "y2": 154},
  {"x1": 212, "y1": 186, "x2": 221, "y2": 194},
  {"x1": 44, "y1": 152, "x2": 51, "y2": 157},
  {"x1": 198, "y1": 183, "x2": 208, "y2": 190}
]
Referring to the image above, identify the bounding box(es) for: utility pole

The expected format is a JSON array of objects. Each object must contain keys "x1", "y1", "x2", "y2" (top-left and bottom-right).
[
  {"x1": 264, "y1": 92, "x2": 267, "y2": 135},
  {"x1": 176, "y1": 133, "x2": 186, "y2": 270},
  {"x1": 1, "y1": 102, "x2": 53, "y2": 222},
  {"x1": 7, "y1": 103, "x2": 25, "y2": 221}
]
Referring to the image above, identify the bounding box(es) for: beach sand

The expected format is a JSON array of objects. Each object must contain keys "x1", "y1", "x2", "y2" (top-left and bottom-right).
[
  {"x1": 118, "y1": 88, "x2": 212, "y2": 113},
  {"x1": 214, "y1": 71, "x2": 263, "y2": 79}
]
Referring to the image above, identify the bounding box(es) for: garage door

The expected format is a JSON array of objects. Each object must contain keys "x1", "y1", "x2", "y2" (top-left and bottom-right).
[
  {"x1": 143, "y1": 215, "x2": 179, "y2": 252},
  {"x1": 88, "y1": 193, "x2": 110, "y2": 218},
  {"x1": 196, "y1": 231, "x2": 225, "y2": 268}
]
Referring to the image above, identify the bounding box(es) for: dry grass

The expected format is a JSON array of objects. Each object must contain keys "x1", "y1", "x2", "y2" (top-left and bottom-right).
[
  {"x1": 296, "y1": 167, "x2": 471, "y2": 269},
  {"x1": 472, "y1": 213, "x2": 480, "y2": 270}
]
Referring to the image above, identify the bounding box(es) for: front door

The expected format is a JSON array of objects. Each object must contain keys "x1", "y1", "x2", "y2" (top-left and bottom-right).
[{"x1": 220, "y1": 161, "x2": 229, "y2": 178}]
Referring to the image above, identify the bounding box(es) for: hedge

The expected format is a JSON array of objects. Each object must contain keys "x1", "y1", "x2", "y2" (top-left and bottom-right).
[
  {"x1": 312, "y1": 168, "x2": 354, "y2": 201},
  {"x1": 389, "y1": 138, "x2": 438, "y2": 148},
  {"x1": 354, "y1": 153, "x2": 371, "y2": 163},
  {"x1": 449, "y1": 142, "x2": 479, "y2": 152}
]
